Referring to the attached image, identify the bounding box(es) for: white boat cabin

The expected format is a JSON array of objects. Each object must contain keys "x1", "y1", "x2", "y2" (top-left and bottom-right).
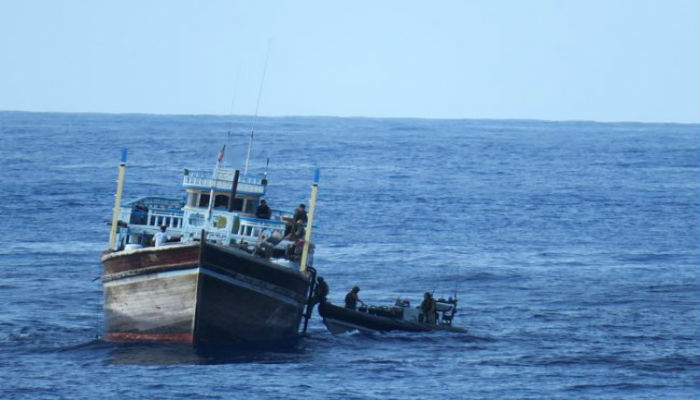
[{"x1": 114, "y1": 168, "x2": 292, "y2": 250}]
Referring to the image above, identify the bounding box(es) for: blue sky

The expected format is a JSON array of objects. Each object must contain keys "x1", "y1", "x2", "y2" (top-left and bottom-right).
[{"x1": 0, "y1": 0, "x2": 698, "y2": 123}]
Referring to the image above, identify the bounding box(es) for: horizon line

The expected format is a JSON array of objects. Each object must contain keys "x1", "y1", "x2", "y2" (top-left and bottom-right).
[{"x1": 1, "y1": 108, "x2": 698, "y2": 127}]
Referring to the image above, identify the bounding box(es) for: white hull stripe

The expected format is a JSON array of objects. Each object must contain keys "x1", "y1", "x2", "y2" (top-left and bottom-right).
[
  {"x1": 103, "y1": 268, "x2": 197, "y2": 287},
  {"x1": 103, "y1": 267, "x2": 300, "y2": 307}
]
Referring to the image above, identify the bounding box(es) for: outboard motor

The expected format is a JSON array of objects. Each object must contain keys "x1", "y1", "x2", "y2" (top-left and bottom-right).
[{"x1": 435, "y1": 297, "x2": 458, "y2": 326}]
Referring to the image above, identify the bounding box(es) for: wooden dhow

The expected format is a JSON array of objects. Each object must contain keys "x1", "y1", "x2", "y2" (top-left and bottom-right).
[{"x1": 101, "y1": 149, "x2": 320, "y2": 346}]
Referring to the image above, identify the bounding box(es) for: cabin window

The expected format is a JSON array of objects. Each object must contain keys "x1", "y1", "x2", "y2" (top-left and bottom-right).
[
  {"x1": 214, "y1": 194, "x2": 229, "y2": 208},
  {"x1": 130, "y1": 205, "x2": 148, "y2": 225},
  {"x1": 244, "y1": 199, "x2": 255, "y2": 214},
  {"x1": 230, "y1": 198, "x2": 243, "y2": 211},
  {"x1": 165, "y1": 217, "x2": 171, "y2": 227},
  {"x1": 198, "y1": 193, "x2": 210, "y2": 207},
  {"x1": 149, "y1": 216, "x2": 156, "y2": 226}
]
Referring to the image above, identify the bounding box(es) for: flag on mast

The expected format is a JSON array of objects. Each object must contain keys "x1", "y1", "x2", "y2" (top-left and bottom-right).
[{"x1": 217, "y1": 145, "x2": 226, "y2": 163}]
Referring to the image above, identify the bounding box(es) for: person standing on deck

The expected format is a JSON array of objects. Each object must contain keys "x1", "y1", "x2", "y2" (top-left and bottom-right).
[
  {"x1": 344, "y1": 286, "x2": 365, "y2": 310},
  {"x1": 293, "y1": 204, "x2": 308, "y2": 224},
  {"x1": 420, "y1": 292, "x2": 436, "y2": 324},
  {"x1": 256, "y1": 199, "x2": 271, "y2": 219},
  {"x1": 153, "y1": 225, "x2": 168, "y2": 247}
]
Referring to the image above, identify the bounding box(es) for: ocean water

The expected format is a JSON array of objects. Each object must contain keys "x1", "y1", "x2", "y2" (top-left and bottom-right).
[{"x1": 0, "y1": 111, "x2": 698, "y2": 399}]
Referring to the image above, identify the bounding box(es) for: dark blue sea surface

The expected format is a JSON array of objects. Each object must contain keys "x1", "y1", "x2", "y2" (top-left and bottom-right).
[{"x1": 0, "y1": 111, "x2": 698, "y2": 399}]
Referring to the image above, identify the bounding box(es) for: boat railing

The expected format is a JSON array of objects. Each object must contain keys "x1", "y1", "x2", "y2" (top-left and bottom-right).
[
  {"x1": 180, "y1": 209, "x2": 286, "y2": 247},
  {"x1": 120, "y1": 205, "x2": 184, "y2": 229},
  {"x1": 145, "y1": 208, "x2": 185, "y2": 229},
  {"x1": 234, "y1": 216, "x2": 286, "y2": 243},
  {"x1": 124, "y1": 196, "x2": 184, "y2": 209},
  {"x1": 182, "y1": 169, "x2": 265, "y2": 194}
]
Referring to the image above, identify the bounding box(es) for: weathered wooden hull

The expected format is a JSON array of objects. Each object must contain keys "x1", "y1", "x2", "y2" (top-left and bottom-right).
[{"x1": 101, "y1": 242, "x2": 312, "y2": 346}]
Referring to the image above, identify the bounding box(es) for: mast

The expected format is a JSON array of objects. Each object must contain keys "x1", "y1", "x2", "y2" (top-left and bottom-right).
[
  {"x1": 206, "y1": 145, "x2": 225, "y2": 220},
  {"x1": 300, "y1": 169, "x2": 320, "y2": 272},
  {"x1": 108, "y1": 149, "x2": 127, "y2": 251},
  {"x1": 227, "y1": 170, "x2": 240, "y2": 212}
]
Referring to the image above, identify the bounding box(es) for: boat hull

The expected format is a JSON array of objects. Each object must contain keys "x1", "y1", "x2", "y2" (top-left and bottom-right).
[
  {"x1": 318, "y1": 302, "x2": 466, "y2": 334},
  {"x1": 102, "y1": 242, "x2": 311, "y2": 346}
]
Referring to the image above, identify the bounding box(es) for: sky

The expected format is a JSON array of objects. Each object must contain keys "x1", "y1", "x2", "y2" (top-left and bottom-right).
[{"x1": 0, "y1": 0, "x2": 698, "y2": 123}]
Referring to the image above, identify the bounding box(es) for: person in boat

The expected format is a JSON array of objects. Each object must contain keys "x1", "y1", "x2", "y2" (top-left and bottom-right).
[
  {"x1": 255, "y1": 230, "x2": 282, "y2": 258},
  {"x1": 344, "y1": 286, "x2": 365, "y2": 310},
  {"x1": 293, "y1": 204, "x2": 308, "y2": 224},
  {"x1": 256, "y1": 199, "x2": 271, "y2": 219},
  {"x1": 284, "y1": 220, "x2": 293, "y2": 237},
  {"x1": 255, "y1": 232, "x2": 270, "y2": 258},
  {"x1": 284, "y1": 220, "x2": 306, "y2": 260},
  {"x1": 153, "y1": 225, "x2": 168, "y2": 247},
  {"x1": 286, "y1": 237, "x2": 315, "y2": 263},
  {"x1": 284, "y1": 219, "x2": 305, "y2": 242},
  {"x1": 420, "y1": 292, "x2": 437, "y2": 324}
]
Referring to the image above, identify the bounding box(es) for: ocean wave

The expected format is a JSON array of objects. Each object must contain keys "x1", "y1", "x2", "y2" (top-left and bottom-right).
[{"x1": 0, "y1": 241, "x2": 106, "y2": 256}]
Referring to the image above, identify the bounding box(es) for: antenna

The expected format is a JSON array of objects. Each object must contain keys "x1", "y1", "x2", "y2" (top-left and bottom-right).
[
  {"x1": 229, "y1": 66, "x2": 240, "y2": 130},
  {"x1": 263, "y1": 157, "x2": 270, "y2": 183},
  {"x1": 223, "y1": 66, "x2": 241, "y2": 167},
  {"x1": 244, "y1": 40, "x2": 272, "y2": 175},
  {"x1": 226, "y1": 130, "x2": 231, "y2": 167}
]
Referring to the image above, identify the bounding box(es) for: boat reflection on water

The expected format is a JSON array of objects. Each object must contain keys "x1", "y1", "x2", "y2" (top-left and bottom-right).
[{"x1": 105, "y1": 342, "x2": 310, "y2": 365}]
